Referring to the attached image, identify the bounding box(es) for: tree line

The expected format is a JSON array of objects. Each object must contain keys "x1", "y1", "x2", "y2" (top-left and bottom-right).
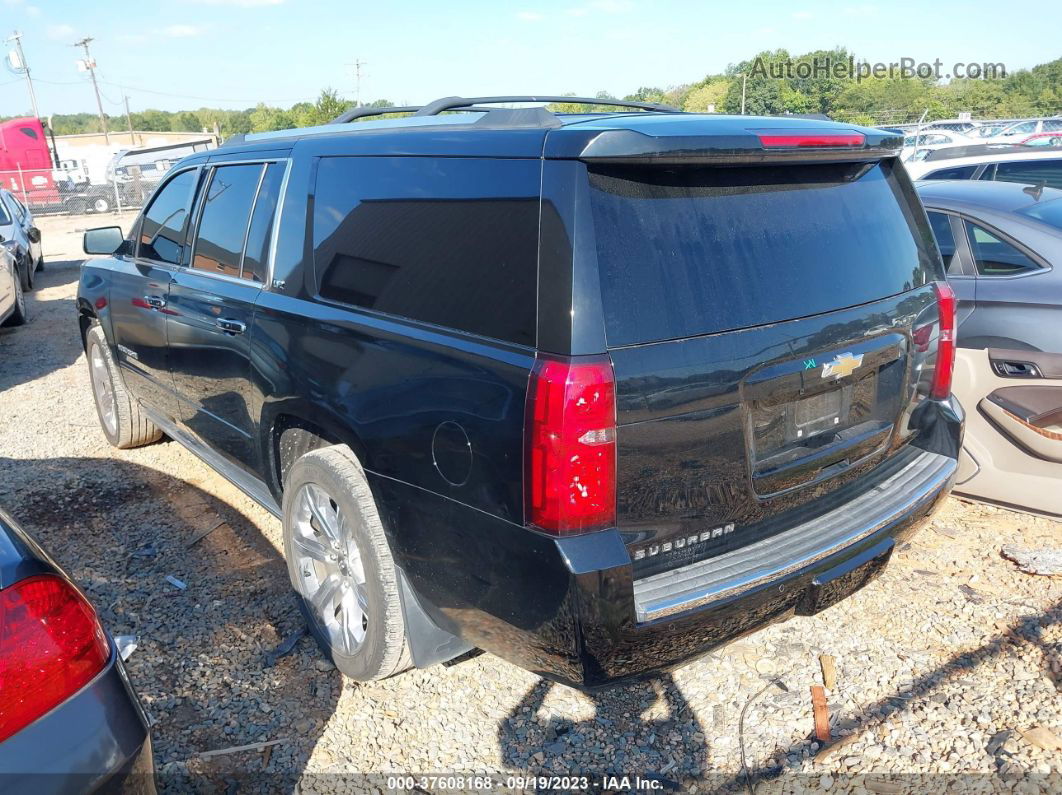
[{"x1": 8, "y1": 49, "x2": 1060, "y2": 139}]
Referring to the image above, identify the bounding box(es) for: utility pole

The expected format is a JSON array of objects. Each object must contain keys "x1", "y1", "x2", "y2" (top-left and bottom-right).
[
  {"x1": 6, "y1": 31, "x2": 40, "y2": 120},
  {"x1": 72, "y1": 37, "x2": 109, "y2": 144},
  {"x1": 123, "y1": 95, "x2": 135, "y2": 144},
  {"x1": 740, "y1": 74, "x2": 747, "y2": 115},
  {"x1": 351, "y1": 57, "x2": 367, "y2": 107}
]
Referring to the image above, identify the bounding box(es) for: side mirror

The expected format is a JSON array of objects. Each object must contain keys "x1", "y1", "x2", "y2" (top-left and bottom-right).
[
  {"x1": 27, "y1": 226, "x2": 41, "y2": 244},
  {"x1": 83, "y1": 226, "x2": 124, "y2": 256}
]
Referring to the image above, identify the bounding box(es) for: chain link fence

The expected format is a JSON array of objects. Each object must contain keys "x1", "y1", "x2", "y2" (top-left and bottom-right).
[{"x1": 1, "y1": 166, "x2": 161, "y2": 218}]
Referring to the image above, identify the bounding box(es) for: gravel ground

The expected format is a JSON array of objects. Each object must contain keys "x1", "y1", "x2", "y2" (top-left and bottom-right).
[{"x1": 0, "y1": 214, "x2": 1059, "y2": 794}]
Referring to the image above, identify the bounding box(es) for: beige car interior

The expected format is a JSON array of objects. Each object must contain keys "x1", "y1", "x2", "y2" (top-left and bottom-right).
[{"x1": 951, "y1": 347, "x2": 1062, "y2": 516}]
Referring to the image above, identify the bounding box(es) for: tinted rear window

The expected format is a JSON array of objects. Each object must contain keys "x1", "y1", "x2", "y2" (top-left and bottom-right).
[
  {"x1": 313, "y1": 157, "x2": 539, "y2": 347},
  {"x1": 589, "y1": 161, "x2": 938, "y2": 346}
]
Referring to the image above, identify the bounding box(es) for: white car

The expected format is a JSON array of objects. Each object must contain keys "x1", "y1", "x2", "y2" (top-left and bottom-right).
[
  {"x1": 979, "y1": 118, "x2": 1062, "y2": 144},
  {"x1": 904, "y1": 146, "x2": 1062, "y2": 189},
  {"x1": 900, "y1": 130, "x2": 976, "y2": 161}
]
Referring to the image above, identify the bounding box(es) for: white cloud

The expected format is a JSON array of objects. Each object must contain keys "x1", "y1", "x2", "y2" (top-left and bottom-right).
[
  {"x1": 163, "y1": 24, "x2": 206, "y2": 37},
  {"x1": 516, "y1": 10, "x2": 543, "y2": 21},
  {"x1": 25, "y1": 4, "x2": 40, "y2": 14},
  {"x1": 564, "y1": 6, "x2": 589, "y2": 15},
  {"x1": 755, "y1": 26, "x2": 778, "y2": 35},
  {"x1": 46, "y1": 24, "x2": 76, "y2": 41},
  {"x1": 791, "y1": 10, "x2": 813, "y2": 19}
]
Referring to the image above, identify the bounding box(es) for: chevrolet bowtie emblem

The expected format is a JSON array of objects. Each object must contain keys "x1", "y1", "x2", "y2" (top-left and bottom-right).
[{"x1": 821, "y1": 352, "x2": 864, "y2": 379}]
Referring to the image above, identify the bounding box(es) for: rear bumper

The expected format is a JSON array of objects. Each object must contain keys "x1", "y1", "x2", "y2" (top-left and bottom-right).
[
  {"x1": 566, "y1": 448, "x2": 956, "y2": 688},
  {"x1": 0, "y1": 647, "x2": 155, "y2": 794}
]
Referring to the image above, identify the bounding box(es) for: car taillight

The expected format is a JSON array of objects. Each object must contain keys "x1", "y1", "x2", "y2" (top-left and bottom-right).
[
  {"x1": 931, "y1": 281, "x2": 957, "y2": 400},
  {"x1": 525, "y1": 355, "x2": 617, "y2": 536},
  {"x1": 0, "y1": 575, "x2": 110, "y2": 742}
]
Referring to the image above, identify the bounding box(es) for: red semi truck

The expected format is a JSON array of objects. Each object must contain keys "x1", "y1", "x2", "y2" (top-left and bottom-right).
[{"x1": 0, "y1": 117, "x2": 60, "y2": 207}]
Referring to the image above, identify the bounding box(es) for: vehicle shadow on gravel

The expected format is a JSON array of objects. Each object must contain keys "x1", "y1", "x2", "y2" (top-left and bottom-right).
[
  {"x1": 0, "y1": 455, "x2": 339, "y2": 792},
  {"x1": 0, "y1": 258, "x2": 84, "y2": 393},
  {"x1": 729, "y1": 596, "x2": 1062, "y2": 791},
  {"x1": 499, "y1": 674, "x2": 708, "y2": 783}
]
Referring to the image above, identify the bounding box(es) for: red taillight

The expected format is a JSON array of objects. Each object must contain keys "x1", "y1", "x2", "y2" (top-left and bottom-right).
[
  {"x1": 931, "y1": 281, "x2": 957, "y2": 400},
  {"x1": 525, "y1": 356, "x2": 617, "y2": 536},
  {"x1": 757, "y1": 133, "x2": 866, "y2": 148},
  {"x1": 0, "y1": 575, "x2": 110, "y2": 742}
]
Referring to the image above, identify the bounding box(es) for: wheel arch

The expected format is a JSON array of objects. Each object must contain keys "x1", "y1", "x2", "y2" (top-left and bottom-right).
[{"x1": 269, "y1": 409, "x2": 470, "y2": 668}]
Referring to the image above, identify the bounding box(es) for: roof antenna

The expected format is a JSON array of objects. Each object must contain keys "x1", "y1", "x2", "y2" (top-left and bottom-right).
[{"x1": 1023, "y1": 180, "x2": 1047, "y2": 201}]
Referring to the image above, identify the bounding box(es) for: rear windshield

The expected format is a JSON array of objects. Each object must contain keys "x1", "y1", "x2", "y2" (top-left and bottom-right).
[
  {"x1": 589, "y1": 160, "x2": 939, "y2": 346},
  {"x1": 1017, "y1": 197, "x2": 1062, "y2": 230}
]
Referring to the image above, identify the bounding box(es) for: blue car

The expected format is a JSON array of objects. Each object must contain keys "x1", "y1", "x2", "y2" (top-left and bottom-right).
[{"x1": 0, "y1": 507, "x2": 154, "y2": 793}]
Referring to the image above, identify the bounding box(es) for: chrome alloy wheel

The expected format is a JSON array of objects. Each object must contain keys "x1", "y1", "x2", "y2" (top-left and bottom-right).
[
  {"x1": 89, "y1": 343, "x2": 118, "y2": 436},
  {"x1": 291, "y1": 483, "x2": 368, "y2": 655}
]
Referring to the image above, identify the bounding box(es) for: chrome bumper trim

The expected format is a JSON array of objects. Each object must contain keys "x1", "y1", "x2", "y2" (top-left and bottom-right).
[{"x1": 633, "y1": 450, "x2": 956, "y2": 622}]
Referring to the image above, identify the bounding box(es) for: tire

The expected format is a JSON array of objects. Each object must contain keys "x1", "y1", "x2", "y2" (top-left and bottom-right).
[
  {"x1": 85, "y1": 325, "x2": 162, "y2": 448},
  {"x1": 19, "y1": 256, "x2": 34, "y2": 292},
  {"x1": 3, "y1": 274, "x2": 27, "y2": 327},
  {"x1": 91, "y1": 196, "x2": 111, "y2": 214},
  {"x1": 282, "y1": 446, "x2": 411, "y2": 681},
  {"x1": 34, "y1": 254, "x2": 44, "y2": 273}
]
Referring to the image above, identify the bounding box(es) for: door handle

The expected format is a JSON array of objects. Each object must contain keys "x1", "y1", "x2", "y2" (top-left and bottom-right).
[
  {"x1": 992, "y1": 360, "x2": 1042, "y2": 378},
  {"x1": 143, "y1": 294, "x2": 166, "y2": 309},
  {"x1": 215, "y1": 318, "x2": 246, "y2": 335}
]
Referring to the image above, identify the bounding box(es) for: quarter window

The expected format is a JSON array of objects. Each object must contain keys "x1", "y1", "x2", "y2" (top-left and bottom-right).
[
  {"x1": 138, "y1": 169, "x2": 198, "y2": 265},
  {"x1": 190, "y1": 164, "x2": 263, "y2": 278},
  {"x1": 964, "y1": 222, "x2": 1041, "y2": 276},
  {"x1": 926, "y1": 211, "x2": 961, "y2": 274},
  {"x1": 993, "y1": 159, "x2": 1062, "y2": 190},
  {"x1": 312, "y1": 156, "x2": 539, "y2": 346}
]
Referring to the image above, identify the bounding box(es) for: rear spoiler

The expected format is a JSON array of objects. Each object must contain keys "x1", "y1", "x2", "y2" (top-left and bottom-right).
[{"x1": 546, "y1": 127, "x2": 902, "y2": 164}]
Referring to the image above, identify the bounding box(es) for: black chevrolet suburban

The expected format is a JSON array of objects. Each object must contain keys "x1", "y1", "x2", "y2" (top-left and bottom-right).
[{"x1": 76, "y1": 96, "x2": 962, "y2": 688}]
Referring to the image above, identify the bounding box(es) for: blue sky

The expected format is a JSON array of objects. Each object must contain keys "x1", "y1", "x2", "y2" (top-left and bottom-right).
[{"x1": 1, "y1": 0, "x2": 1058, "y2": 117}]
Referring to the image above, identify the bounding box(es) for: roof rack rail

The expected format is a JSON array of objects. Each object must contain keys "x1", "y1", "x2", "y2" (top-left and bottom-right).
[
  {"x1": 332, "y1": 104, "x2": 500, "y2": 124},
  {"x1": 413, "y1": 95, "x2": 681, "y2": 116}
]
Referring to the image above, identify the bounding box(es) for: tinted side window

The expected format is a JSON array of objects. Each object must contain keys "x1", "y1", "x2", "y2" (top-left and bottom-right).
[
  {"x1": 190, "y1": 164, "x2": 263, "y2": 278},
  {"x1": 964, "y1": 222, "x2": 1041, "y2": 276},
  {"x1": 0, "y1": 196, "x2": 11, "y2": 226},
  {"x1": 313, "y1": 157, "x2": 539, "y2": 346},
  {"x1": 922, "y1": 165, "x2": 978, "y2": 180},
  {"x1": 993, "y1": 159, "x2": 1062, "y2": 190},
  {"x1": 242, "y1": 163, "x2": 285, "y2": 283},
  {"x1": 139, "y1": 169, "x2": 197, "y2": 265},
  {"x1": 926, "y1": 211, "x2": 961, "y2": 274}
]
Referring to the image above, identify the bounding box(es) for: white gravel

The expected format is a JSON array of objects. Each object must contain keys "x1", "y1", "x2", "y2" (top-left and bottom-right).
[{"x1": 0, "y1": 214, "x2": 1058, "y2": 793}]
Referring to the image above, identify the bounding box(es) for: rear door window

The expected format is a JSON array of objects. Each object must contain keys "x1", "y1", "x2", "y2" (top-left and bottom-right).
[
  {"x1": 589, "y1": 160, "x2": 939, "y2": 346},
  {"x1": 190, "y1": 163, "x2": 263, "y2": 279},
  {"x1": 922, "y1": 165, "x2": 978, "y2": 180},
  {"x1": 138, "y1": 169, "x2": 198, "y2": 265},
  {"x1": 312, "y1": 156, "x2": 539, "y2": 347}
]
